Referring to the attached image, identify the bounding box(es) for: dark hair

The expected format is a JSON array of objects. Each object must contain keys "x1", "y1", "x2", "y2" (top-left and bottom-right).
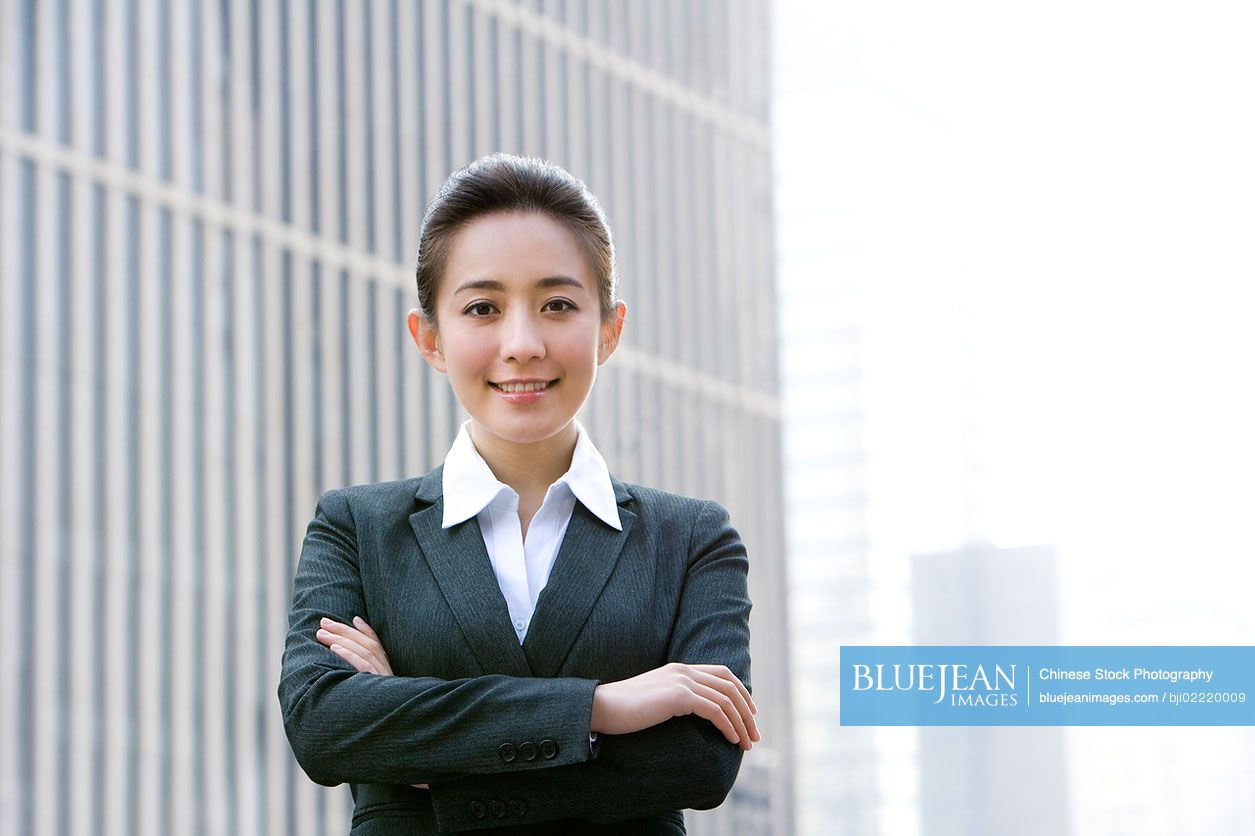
[{"x1": 415, "y1": 153, "x2": 618, "y2": 324}]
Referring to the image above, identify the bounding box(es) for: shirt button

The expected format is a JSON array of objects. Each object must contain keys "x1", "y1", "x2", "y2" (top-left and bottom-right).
[{"x1": 514, "y1": 619, "x2": 526, "y2": 631}]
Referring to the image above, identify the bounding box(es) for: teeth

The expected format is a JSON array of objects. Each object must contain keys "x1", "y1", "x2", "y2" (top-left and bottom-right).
[{"x1": 495, "y1": 381, "x2": 552, "y2": 393}]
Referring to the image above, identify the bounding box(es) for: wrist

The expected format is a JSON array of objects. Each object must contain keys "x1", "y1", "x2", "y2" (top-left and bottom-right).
[{"x1": 590, "y1": 684, "x2": 605, "y2": 734}]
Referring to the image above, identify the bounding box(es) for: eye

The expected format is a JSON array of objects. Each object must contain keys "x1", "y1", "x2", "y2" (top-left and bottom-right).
[
  {"x1": 463, "y1": 301, "x2": 497, "y2": 317},
  {"x1": 544, "y1": 298, "x2": 577, "y2": 313}
]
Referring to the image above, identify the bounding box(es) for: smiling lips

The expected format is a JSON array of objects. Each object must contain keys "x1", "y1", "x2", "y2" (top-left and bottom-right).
[{"x1": 490, "y1": 379, "x2": 557, "y2": 393}]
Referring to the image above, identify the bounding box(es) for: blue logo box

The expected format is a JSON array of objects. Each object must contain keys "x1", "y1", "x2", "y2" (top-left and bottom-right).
[{"x1": 839, "y1": 646, "x2": 1255, "y2": 726}]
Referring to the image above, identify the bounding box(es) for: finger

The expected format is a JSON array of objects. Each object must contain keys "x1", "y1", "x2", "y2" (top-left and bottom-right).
[
  {"x1": 317, "y1": 629, "x2": 378, "y2": 669},
  {"x1": 329, "y1": 643, "x2": 379, "y2": 675},
  {"x1": 332, "y1": 617, "x2": 393, "y2": 676},
  {"x1": 692, "y1": 681, "x2": 752, "y2": 750},
  {"x1": 687, "y1": 687, "x2": 732, "y2": 738},
  {"x1": 684, "y1": 664, "x2": 758, "y2": 734},
  {"x1": 691, "y1": 670, "x2": 759, "y2": 742},
  {"x1": 316, "y1": 625, "x2": 365, "y2": 655},
  {"x1": 685, "y1": 687, "x2": 739, "y2": 745},
  {"x1": 353, "y1": 616, "x2": 382, "y2": 643},
  {"x1": 689, "y1": 670, "x2": 753, "y2": 728},
  {"x1": 700, "y1": 666, "x2": 756, "y2": 719},
  {"x1": 322, "y1": 617, "x2": 386, "y2": 658},
  {"x1": 690, "y1": 664, "x2": 757, "y2": 715},
  {"x1": 316, "y1": 619, "x2": 394, "y2": 675}
]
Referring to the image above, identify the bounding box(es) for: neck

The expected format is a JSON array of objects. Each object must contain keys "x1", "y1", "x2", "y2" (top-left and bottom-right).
[{"x1": 468, "y1": 420, "x2": 579, "y2": 498}]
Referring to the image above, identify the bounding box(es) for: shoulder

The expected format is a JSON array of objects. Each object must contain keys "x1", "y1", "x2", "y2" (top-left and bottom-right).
[
  {"x1": 316, "y1": 472, "x2": 431, "y2": 520},
  {"x1": 614, "y1": 479, "x2": 732, "y2": 529},
  {"x1": 617, "y1": 482, "x2": 745, "y2": 572}
]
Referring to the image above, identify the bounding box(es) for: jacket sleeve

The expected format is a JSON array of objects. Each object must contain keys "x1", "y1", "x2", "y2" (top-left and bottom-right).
[
  {"x1": 425, "y1": 499, "x2": 753, "y2": 832},
  {"x1": 277, "y1": 488, "x2": 601, "y2": 787}
]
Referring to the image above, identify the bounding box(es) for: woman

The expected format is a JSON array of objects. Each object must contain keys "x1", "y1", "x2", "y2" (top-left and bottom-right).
[{"x1": 278, "y1": 153, "x2": 758, "y2": 835}]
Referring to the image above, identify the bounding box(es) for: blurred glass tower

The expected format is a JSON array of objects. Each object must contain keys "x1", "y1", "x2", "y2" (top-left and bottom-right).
[
  {"x1": 0, "y1": 2, "x2": 792, "y2": 835},
  {"x1": 911, "y1": 543, "x2": 1070, "y2": 836},
  {"x1": 770, "y1": 3, "x2": 879, "y2": 834}
]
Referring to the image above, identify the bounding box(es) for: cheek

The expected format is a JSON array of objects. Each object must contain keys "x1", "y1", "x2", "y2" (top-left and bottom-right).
[
  {"x1": 441, "y1": 333, "x2": 494, "y2": 379},
  {"x1": 553, "y1": 330, "x2": 602, "y2": 369}
]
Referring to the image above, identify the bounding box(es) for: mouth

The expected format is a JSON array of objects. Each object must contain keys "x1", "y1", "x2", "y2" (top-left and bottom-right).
[{"x1": 489, "y1": 379, "x2": 558, "y2": 394}]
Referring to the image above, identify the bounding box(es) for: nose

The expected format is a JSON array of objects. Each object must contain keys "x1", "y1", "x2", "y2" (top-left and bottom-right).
[{"x1": 499, "y1": 308, "x2": 545, "y2": 363}]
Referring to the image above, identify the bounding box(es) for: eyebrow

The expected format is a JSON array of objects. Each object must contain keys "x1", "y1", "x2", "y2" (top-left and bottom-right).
[{"x1": 452, "y1": 276, "x2": 586, "y2": 295}]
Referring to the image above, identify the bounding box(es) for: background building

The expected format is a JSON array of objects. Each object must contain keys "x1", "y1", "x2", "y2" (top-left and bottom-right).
[
  {"x1": 0, "y1": 2, "x2": 793, "y2": 835},
  {"x1": 911, "y1": 543, "x2": 1070, "y2": 836}
]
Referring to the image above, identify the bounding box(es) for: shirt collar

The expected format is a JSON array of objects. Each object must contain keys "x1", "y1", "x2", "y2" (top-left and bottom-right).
[{"x1": 441, "y1": 418, "x2": 623, "y2": 531}]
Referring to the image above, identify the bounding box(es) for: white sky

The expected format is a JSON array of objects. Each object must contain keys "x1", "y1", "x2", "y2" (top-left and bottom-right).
[{"x1": 773, "y1": 0, "x2": 1255, "y2": 643}]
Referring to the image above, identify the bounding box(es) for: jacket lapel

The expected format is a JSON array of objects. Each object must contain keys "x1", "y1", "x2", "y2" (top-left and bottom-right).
[
  {"x1": 521, "y1": 476, "x2": 637, "y2": 678},
  {"x1": 408, "y1": 465, "x2": 533, "y2": 677}
]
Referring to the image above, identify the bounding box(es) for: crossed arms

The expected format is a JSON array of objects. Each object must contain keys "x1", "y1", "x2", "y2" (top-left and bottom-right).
[{"x1": 277, "y1": 488, "x2": 756, "y2": 831}]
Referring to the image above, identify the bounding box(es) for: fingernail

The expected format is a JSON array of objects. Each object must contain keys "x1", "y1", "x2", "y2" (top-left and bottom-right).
[
  {"x1": 353, "y1": 616, "x2": 363, "y2": 626},
  {"x1": 320, "y1": 617, "x2": 330, "y2": 626}
]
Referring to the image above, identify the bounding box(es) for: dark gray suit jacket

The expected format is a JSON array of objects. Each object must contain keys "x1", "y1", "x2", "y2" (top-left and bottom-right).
[{"x1": 278, "y1": 465, "x2": 753, "y2": 834}]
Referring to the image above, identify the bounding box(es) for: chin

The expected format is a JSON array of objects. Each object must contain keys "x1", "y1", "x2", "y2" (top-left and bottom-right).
[{"x1": 471, "y1": 412, "x2": 575, "y2": 445}]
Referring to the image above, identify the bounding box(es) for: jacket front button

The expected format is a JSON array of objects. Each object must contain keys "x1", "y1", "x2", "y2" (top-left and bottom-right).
[
  {"x1": 518, "y1": 741, "x2": 538, "y2": 762},
  {"x1": 489, "y1": 799, "x2": 507, "y2": 819},
  {"x1": 509, "y1": 798, "x2": 528, "y2": 817},
  {"x1": 539, "y1": 739, "x2": 558, "y2": 759},
  {"x1": 467, "y1": 800, "x2": 487, "y2": 820},
  {"x1": 498, "y1": 743, "x2": 517, "y2": 763}
]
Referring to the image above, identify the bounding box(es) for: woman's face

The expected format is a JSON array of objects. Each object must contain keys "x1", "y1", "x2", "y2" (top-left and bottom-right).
[{"x1": 408, "y1": 211, "x2": 626, "y2": 447}]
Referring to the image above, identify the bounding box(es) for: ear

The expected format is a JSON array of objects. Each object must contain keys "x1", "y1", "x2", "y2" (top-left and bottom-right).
[
  {"x1": 597, "y1": 300, "x2": 627, "y2": 365},
  {"x1": 408, "y1": 309, "x2": 447, "y2": 374}
]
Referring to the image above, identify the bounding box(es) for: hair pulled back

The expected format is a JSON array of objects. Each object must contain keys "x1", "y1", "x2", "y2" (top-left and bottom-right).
[{"x1": 415, "y1": 153, "x2": 618, "y2": 324}]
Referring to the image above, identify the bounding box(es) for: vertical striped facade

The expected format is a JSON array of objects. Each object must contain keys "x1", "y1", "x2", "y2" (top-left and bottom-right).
[{"x1": 0, "y1": 1, "x2": 791, "y2": 835}]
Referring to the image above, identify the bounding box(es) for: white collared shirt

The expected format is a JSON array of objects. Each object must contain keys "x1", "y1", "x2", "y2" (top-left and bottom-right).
[{"x1": 441, "y1": 418, "x2": 623, "y2": 644}]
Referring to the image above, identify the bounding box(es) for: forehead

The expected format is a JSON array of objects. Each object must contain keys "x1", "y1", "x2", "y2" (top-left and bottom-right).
[{"x1": 443, "y1": 211, "x2": 593, "y2": 294}]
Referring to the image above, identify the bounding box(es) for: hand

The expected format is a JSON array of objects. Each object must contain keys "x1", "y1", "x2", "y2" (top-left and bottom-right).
[
  {"x1": 315, "y1": 616, "x2": 427, "y2": 789},
  {"x1": 590, "y1": 662, "x2": 760, "y2": 751},
  {"x1": 316, "y1": 616, "x2": 394, "y2": 676}
]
